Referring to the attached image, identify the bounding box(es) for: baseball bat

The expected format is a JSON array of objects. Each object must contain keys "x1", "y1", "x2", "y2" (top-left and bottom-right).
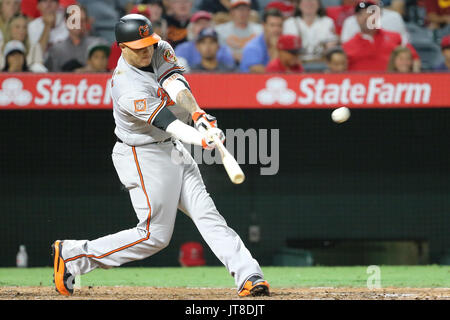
[{"x1": 211, "y1": 134, "x2": 245, "y2": 184}]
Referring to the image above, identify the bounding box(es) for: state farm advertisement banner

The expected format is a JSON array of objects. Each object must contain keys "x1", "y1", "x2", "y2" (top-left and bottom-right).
[{"x1": 0, "y1": 73, "x2": 449, "y2": 109}]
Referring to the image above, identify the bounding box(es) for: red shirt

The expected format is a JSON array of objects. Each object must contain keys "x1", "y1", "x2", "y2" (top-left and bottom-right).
[
  {"x1": 266, "y1": 58, "x2": 304, "y2": 73},
  {"x1": 108, "y1": 42, "x2": 122, "y2": 71},
  {"x1": 326, "y1": 5, "x2": 355, "y2": 35},
  {"x1": 21, "y1": 0, "x2": 40, "y2": 19},
  {"x1": 21, "y1": 0, "x2": 76, "y2": 19},
  {"x1": 343, "y1": 29, "x2": 419, "y2": 72}
]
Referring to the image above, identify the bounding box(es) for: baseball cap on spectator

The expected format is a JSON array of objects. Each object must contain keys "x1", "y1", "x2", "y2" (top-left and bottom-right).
[
  {"x1": 354, "y1": 1, "x2": 377, "y2": 13},
  {"x1": 190, "y1": 10, "x2": 213, "y2": 23},
  {"x1": 277, "y1": 35, "x2": 302, "y2": 54},
  {"x1": 87, "y1": 42, "x2": 111, "y2": 59},
  {"x1": 179, "y1": 242, "x2": 206, "y2": 267},
  {"x1": 265, "y1": 1, "x2": 295, "y2": 17},
  {"x1": 130, "y1": 4, "x2": 152, "y2": 19},
  {"x1": 196, "y1": 27, "x2": 218, "y2": 42},
  {"x1": 441, "y1": 35, "x2": 450, "y2": 50},
  {"x1": 230, "y1": 0, "x2": 251, "y2": 9},
  {"x1": 3, "y1": 40, "x2": 26, "y2": 58}
]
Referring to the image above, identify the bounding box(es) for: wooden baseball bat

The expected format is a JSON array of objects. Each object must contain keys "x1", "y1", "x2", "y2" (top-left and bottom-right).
[{"x1": 211, "y1": 134, "x2": 245, "y2": 184}]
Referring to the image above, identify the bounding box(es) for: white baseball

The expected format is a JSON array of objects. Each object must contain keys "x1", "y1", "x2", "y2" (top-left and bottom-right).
[{"x1": 331, "y1": 107, "x2": 351, "y2": 123}]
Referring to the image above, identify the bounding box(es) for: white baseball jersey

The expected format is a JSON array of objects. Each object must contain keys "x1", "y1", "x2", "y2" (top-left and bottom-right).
[
  {"x1": 111, "y1": 40, "x2": 190, "y2": 146},
  {"x1": 60, "y1": 39, "x2": 265, "y2": 293}
]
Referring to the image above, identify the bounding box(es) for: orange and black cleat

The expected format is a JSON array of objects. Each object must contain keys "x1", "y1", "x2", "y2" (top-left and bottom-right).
[
  {"x1": 238, "y1": 275, "x2": 270, "y2": 297},
  {"x1": 51, "y1": 240, "x2": 74, "y2": 296}
]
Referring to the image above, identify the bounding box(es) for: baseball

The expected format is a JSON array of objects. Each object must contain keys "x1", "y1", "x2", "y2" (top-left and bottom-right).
[{"x1": 331, "y1": 107, "x2": 351, "y2": 123}]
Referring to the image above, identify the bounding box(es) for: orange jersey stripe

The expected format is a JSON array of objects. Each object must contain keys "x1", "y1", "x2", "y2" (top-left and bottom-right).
[{"x1": 64, "y1": 147, "x2": 152, "y2": 263}]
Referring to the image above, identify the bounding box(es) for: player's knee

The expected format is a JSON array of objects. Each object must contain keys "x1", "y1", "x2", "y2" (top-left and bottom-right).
[
  {"x1": 140, "y1": 230, "x2": 171, "y2": 251},
  {"x1": 149, "y1": 236, "x2": 171, "y2": 252}
]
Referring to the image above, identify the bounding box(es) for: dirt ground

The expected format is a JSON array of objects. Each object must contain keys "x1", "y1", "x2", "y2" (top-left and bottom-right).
[{"x1": 1, "y1": 286, "x2": 449, "y2": 300}]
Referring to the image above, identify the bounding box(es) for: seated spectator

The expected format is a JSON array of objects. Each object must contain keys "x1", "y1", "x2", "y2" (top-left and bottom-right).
[
  {"x1": 264, "y1": 1, "x2": 296, "y2": 19},
  {"x1": 215, "y1": 0, "x2": 263, "y2": 63},
  {"x1": 2, "y1": 40, "x2": 29, "y2": 71},
  {"x1": 434, "y1": 35, "x2": 450, "y2": 71},
  {"x1": 266, "y1": 34, "x2": 303, "y2": 72},
  {"x1": 164, "y1": 0, "x2": 194, "y2": 48},
  {"x1": 0, "y1": 0, "x2": 21, "y2": 39},
  {"x1": 77, "y1": 0, "x2": 135, "y2": 45},
  {"x1": 283, "y1": 0, "x2": 338, "y2": 62},
  {"x1": 175, "y1": 11, "x2": 235, "y2": 70},
  {"x1": 387, "y1": 45, "x2": 415, "y2": 72},
  {"x1": 186, "y1": 10, "x2": 212, "y2": 41},
  {"x1": 240, "y1": 8, "x2": 283, "y2": 73},
  {"x1": 45, "y1": 5, "x2": 105, "y2": 72},
  {"x1": 325, "y1": 0, "x2": 358, "y2": 35},
  {"x1": 340, "y1": 0, "x2": 410, "y2": 43},
  {"x1": 324, "y1": 46, "x2": 348, "y2": 72},
  {"x1": 191, "y1": 27, "x2": 236, "y2": 72},
  {"x1": 425, "y1": 0, "x2": 450, "y2": 30},
  {"x1": 27, "y1": 0, "x2": 70, "y2": 54},
  {"x1": 0, "y1": 14, "x2": 47, "y2": 72},
  {"x1": 342, "y1": 1, "x2": 420, "y2": 71},
  {"x1": 196, "y1": 0, "x2": 260, "y2": 25},
  {"x1": 75, "y1": 43, "x2": 110, "y2": 72}
]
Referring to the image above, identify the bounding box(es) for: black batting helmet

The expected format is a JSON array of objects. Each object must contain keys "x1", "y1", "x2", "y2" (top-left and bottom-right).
[{"x1": 115, "y1": 14, "x2": 161, "y2": 49}]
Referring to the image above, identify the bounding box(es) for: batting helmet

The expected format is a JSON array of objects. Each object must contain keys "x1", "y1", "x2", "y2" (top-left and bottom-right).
[{"x1": 115, "y1": 14, "x2": 161, "y2": 49}]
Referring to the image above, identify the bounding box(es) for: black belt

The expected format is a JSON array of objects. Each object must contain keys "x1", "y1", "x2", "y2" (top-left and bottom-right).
[{"x1": 116, "y1": 137, "x2": 171, "y2": 145}]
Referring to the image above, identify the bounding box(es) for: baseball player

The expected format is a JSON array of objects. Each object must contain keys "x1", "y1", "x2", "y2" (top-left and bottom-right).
[{"x1": 52, "y1": 14, "x2": 270, "y2": 298}]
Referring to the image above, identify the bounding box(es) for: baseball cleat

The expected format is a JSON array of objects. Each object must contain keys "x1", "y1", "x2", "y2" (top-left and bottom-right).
[
  {"x1": 238, "y1": 275, "x2": 270, "y2": 297},
  {"x1": 52, "y1": 240, "x2": 74, "y2": 296}
]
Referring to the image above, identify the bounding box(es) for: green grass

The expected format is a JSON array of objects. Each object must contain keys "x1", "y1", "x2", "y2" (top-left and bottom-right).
[{"x1": 0, "y1": 266, "x2": 449, "y2": 288}]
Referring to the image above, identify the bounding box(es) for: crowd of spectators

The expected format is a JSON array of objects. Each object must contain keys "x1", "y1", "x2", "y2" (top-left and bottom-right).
[{"x1": 0, "y1": 0, "x2": 449, "y2": 74}]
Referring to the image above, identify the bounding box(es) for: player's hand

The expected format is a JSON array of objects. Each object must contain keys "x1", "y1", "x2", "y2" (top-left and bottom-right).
[
  {"x1": 201, "y1": 127, "x2": 225, "y2": 150},
  {"x1": 192, "y1": 111, "x2": 218, "y2": 132}
]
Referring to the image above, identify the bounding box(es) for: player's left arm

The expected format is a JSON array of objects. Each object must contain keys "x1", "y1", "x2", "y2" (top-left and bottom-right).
[
  {"x1": 155, "y1": 41, "x2": 223, "y2": 138},
  {"x1": 161, "y1": 70, "x2": 224, "y2": 141}
]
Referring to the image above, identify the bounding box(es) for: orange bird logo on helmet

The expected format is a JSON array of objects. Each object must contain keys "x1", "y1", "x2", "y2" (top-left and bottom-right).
[{"x1": 139, "y1": 25, "x2": 150, "y2": 38}]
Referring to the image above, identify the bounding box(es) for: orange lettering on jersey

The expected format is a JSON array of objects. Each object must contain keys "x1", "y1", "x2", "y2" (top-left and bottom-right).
[{"x1": 134, "y1": 99, "x2": 147, "y2": 112}]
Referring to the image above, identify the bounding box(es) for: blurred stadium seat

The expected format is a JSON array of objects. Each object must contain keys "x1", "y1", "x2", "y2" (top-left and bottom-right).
[{"x1": 407, "y1": 22, "x2": 445, "y2": 70}]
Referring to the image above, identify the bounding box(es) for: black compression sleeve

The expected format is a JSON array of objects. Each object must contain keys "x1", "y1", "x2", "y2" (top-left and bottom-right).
[{"x1": 151, "y1": 105, "x2": 177, "y2": 131}]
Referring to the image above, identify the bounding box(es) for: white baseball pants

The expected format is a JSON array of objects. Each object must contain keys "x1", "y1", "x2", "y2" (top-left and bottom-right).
[{"x1": 61, "y1": 139, "x2": 263, "y2": 290}]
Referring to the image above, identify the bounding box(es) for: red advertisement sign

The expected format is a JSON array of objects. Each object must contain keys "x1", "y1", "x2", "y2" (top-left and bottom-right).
[{"x1": 0, "y1": 73, "x2": 449, "y2": 109}]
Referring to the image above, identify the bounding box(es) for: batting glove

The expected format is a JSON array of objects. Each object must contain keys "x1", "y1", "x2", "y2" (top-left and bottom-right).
[
  {"x1": 192, "y1": 111, "x2": 218, "y2": 132},
  {"x1": 201, "y1": 127, "x2": 225, "y2": 150}
]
